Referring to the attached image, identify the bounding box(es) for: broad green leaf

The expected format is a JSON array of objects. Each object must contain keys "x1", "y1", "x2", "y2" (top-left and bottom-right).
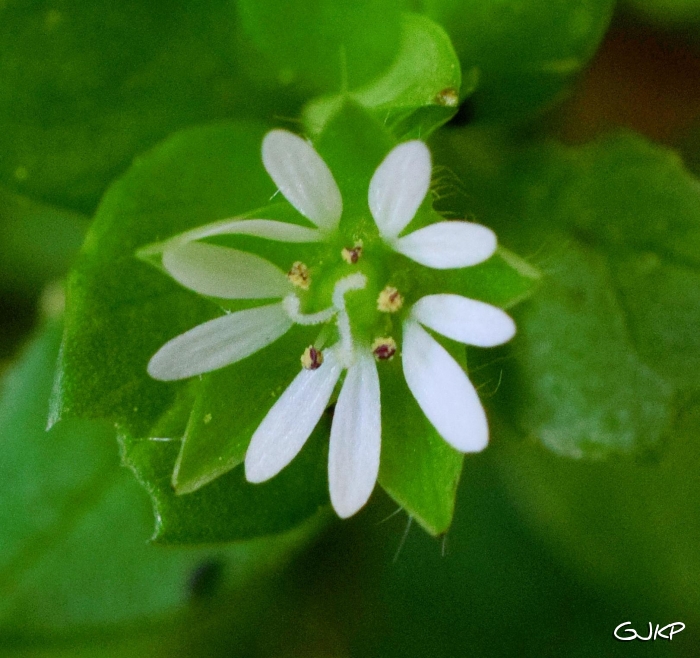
[
  {"x1": 0, "y1": 321, "x2": 317, "y2": 635},
  {"x1": 0, "y1": 186, "x2": 87, "y2": 293},
  {"x1": 52, "y1": 122, "x2": 276, "y2": 437},
  {"x1": 437, "y1": 129, "x2": 700, "y2": 458},
  {"x1": 0, "y1": 0, "x2": 297, "y2": 213},
  {"x1": 506, "y1": 235, "x2": 674, "y2": 458},
  {"x1": 237, "y1": 0, "x2": 402, "y2": 94},
  {"x1": 303, "y1": 13, "x2": 467, "y2": 140},
  {"x1": 422, "y1": 0, "x2": 615, "y2": 121}
]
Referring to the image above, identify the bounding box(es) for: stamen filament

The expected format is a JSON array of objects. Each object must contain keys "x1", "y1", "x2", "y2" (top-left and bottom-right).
[
  {"x1": 331, "y1": 273, "x2": 367, "y2": 367},
  {"x1": 283, "y1": 295, "x2": 336, "y2": 325}
]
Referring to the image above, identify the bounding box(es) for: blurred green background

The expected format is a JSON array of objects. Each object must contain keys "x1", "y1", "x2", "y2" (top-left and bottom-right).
[{"x1": 1, "y1": 0, "x2": 700, "y2": 656}]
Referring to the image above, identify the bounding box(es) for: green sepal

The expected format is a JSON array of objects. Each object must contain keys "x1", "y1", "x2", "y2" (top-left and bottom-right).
[
  {"x1": 377, "y1": 349, "x2": 464, "y2": 536},
  {"x1": 120, "y1": 420, "x2": 332, "y2": 544},
  {"x1": 173, "y1": 326, "x2": 319, "y2": 494}
]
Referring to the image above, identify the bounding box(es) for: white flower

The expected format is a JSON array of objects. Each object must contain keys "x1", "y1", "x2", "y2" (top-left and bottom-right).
[{"x1": 147, "y1": 129, "x2": 515, "y2": 518}]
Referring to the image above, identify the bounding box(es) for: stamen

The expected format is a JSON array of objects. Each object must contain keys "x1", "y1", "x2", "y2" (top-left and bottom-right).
[
  {"x1": 283, "y1": 295, "x2": 335, "y2": 325},
  {"x1": 372, "y1": 337, "x2": 397, "y2": 361},
  {"x1": 300, "y1": 346, "x2": 324, "y2": 370},
  {"x1": 287, "y1": 261, "x2": 310, "y2": 289},
  {"x1": 377, "y1": 285, "x2": 403, "y2": 313},
  {"x1": 341, "y1": 240, "x2": 363, "y2": 264}
]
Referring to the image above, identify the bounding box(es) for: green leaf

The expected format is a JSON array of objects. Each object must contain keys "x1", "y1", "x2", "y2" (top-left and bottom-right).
[
  {"x1": 0, "y1": 186, "x2": 87, "y2": 293},
  {"x1": 121, "y1": 422, "x2": 331, "y2": 544},
  {"x1": 302, "y1": 13, "x2": 466, "y2": 140},
  {"x1": 508, "y1": 235, "x2": 674, "y2": 458},
  {"x1": 423, "y1": 0, "x2": 615, "y2": 121},
  {"x1": 0, "y1": 321, "x2": 316, "y2": 635},
  {"x1": 52, "y1": 121, "x2": 276, "y2": 436},
  {"x1": 237, "y1": 0, "x2": 402, "y2": 94},
  {"x1": 438, "y1": 129, "x2": 700, "y2": 458},
  {"x1": 0, "y1": 0, "x2": 296, "y2": 213}
]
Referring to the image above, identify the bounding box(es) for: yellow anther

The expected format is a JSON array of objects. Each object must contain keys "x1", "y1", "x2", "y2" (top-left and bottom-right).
[
  {"x1": 287, "y1": 261, "x2": 310, "y2": 290},
  {"x1": 341, "y1": 240, "x2": 363, "y2": 264},
  {"x1": 301, "y1": 345, "x2": 324, "y2": 370},
  {"x1": 372, "y1": 337, "x2": 397, "y2": 361},
  {"x1": 377, "y1": 285, "x2": 403, "y2": 313}
]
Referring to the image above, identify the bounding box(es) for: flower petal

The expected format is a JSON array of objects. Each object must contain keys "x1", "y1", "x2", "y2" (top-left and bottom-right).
[
  {"x1": 369, "y1": 140, "x2": 431, "y2": 239},
  {"x1": 245, "y1": 349, "x2": 343, "y2": 483},
  {"x1": 402, "y1": 320, "x2": 488, "y2": 453},
  {"x1": 262, "y1": 129, "x2": 342, "y2": 231},
  {"x1": 162, "y1": 241, "x2": 290, "y2": 299},
  {"x1": 148, "y1": 303, "x2": 293, "y2": 381},
  {"x1": 392, "y1": 221, "x2": 496, "y2": 269},
  {"x1": 173, "y1": 219, "x2": 323, "y2": 244},
  {"x1": 328, "y1": 351, "x2": 381, "y2": 518},
  {"x1": 411, "y1": 294, "x2": 516, "y2": 347}
]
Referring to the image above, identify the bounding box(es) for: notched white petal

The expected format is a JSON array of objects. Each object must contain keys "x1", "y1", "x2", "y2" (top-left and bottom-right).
[
  {"x1": 402, "y1": 320, "x2": 488, "y2": 453},
  {"x1": 245, "y1": 349, "x2": 343, "y2": 483},
  {"x1": 262, "y1": 129, "x2": 342, "y2": 231},
  {"x1": 411, "y1": 294, "x2": 516, "y2": 347},
  {"x1": 162, "y1": 241, "x2": 290, "y2": 299},
  {"x1": 328, "y1": 352, "x2": 381, "y2": 518},
  {"x1": 369, "y1": 140, "x2": 431, "y2": 239},
  {"x1": 147, "y1": 303, "x2": 292, "y2": 381},
  {"x1": 392, "y1": 221, "x2": 497, "y2": 269}
]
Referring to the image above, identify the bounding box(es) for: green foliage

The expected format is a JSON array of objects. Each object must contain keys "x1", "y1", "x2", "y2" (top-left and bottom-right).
[
  {"x1": 51, "y1": 122, "x2": 275, "y2": 436},
  {"x1": 303, "y1": 13, "x2": 467, "y2": 140},
  {"x1": 0, "y1": 186, "x2": 86, "y2": 294},
  {"x1": 122, "y1": 423, "x2": 331, "y2": 543},
  {"x1": 2, "y1": 0, "x2": 700, "y2": 654},
  {"x1": 438, "y1": 129, "x2": 700, "y2": 458},
  {"x1": 0, "y1": 0, "x2": 297, "y2": 214},
  {"x1": 237, "y1": 0, "x2": 402, "y2": 92},
  {"x1": 626, "y1": 0, "x2": 700, "y2": 24},
  {"x1": 422, "y1": 0, "x2": 615, "y2": 121},
  {"x1": 497, "y1": 396, "x2": 700, "y2": 628},
  {"x1": 0, "y1": 320, "x2": 317, "y2": 638}
]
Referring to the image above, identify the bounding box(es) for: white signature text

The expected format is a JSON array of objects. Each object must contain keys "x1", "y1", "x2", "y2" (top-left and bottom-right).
[{"x1": 614, "y1": 622, "x2": 685, "y2": 641}]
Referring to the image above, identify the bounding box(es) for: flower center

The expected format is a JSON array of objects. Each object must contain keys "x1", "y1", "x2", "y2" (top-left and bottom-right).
[{"x1": 282, "y1": 239, "x2": 410, "y2": 368}]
